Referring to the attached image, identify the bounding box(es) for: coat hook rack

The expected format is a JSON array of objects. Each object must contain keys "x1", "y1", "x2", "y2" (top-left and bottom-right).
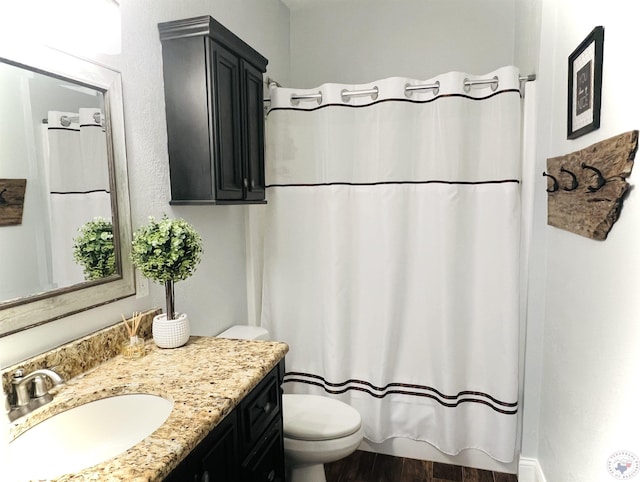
[
  {"x1": 545, "y1": 130, "x2": 638, "y2": 240},
  {"x1": 0, "y1": 179, "x2": 26, "y2": 226}
]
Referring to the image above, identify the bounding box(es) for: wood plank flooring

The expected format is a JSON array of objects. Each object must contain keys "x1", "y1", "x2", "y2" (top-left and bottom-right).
[{"x1": 325, "y1": 450, "x2": 518, "y2": 482}]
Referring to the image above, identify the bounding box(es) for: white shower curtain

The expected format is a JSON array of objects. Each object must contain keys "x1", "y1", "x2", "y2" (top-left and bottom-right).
[
  {"x1": 45, "y1": 108, "x2": 111, "y2": 287},
  {"x1": 262, "y1": 66, "x2": 522, "y2": 462}
]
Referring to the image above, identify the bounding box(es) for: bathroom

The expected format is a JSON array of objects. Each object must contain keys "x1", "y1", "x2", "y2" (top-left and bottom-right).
[{"x1": 1, "y1": 0, "x2": 639, "y2": 481}]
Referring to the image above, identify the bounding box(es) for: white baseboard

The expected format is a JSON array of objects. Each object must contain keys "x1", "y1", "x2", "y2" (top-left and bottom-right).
[{"x1": 519, "y1": 457, "x2": 547, "y2": 482}]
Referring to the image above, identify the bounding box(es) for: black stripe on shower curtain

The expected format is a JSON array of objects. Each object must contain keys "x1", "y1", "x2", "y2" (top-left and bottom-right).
[{"x1": 283, "y1": 372, "x2": 518, "y2": 415}]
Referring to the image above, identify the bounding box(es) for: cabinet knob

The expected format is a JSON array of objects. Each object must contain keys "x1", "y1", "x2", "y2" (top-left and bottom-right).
[
  {"x1": 243, "y1": 178, "x2": 248, "y2": 189},
  {"x1": 257, "y1": 401, "x2": 273, "y2": 414},
  {"x1": 267, "y1": 469, "x2": 276, "y2": 481},
  {"x1": 251, "y1": 179, "x2": 255, "y2": 189},
  {"x1": 201, "y1": 470, "x2": 210, "y2": 482}
]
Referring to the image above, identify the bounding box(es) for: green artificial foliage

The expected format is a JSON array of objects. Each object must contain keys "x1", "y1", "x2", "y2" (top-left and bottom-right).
[
  {"x1": 72, "y1": 217, "x2": 116, "y2": 281},
  {"x1": 130, "y1": 216, "x2": 203, "y2": 284},
  {"x1": 131, "y1": 216, "x2": 203, "y2": 319}
]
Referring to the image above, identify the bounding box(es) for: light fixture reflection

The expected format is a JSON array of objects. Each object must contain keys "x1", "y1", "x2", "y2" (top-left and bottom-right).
[{"x1": 1, "y1": 0, "x2": 121, "y2": 56}]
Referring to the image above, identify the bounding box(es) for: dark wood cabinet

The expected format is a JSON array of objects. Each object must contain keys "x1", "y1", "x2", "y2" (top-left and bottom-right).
[
  {"x1": 164, "y1": 361, "x2": 285, "y2": 482},
  {"x1": 192, "y1": 411, "x2": 241, "y2": 482},
  {"x1": 158, "y1": 16, "x2": 268, "y2": 205},
  {"x1": 241, "y1": 423, "x2": 285, "y2": 482}
]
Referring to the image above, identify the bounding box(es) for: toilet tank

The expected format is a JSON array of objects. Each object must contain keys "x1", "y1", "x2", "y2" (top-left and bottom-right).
[{"x1": 216, "y1": 325, "x2": 270, "y2": 341}]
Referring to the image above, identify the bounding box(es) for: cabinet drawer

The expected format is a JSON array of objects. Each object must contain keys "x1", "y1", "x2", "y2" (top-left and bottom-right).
[
  {"x1": 239, "y1": 366, "x2": 281, "y2": 454},
  {"x1": 241, "y1": 422, "x2": 285, "y2": 482}
]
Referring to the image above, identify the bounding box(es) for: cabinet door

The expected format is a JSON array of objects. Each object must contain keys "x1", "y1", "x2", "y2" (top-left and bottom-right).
[
  {"x1": 211, "y1": 42, "x2": 244, "y2": 201},
  {"x1": 238, "y1": 366, "x2": 281, "y2": 456},
  {"x1": 241, "y1": 60, "x2": 266, "y2": 202},
  {"x1": 241, "y1": 423, "x2": 285, "y2": 482},
  {"x1": 190, "y1": 411, "x2": 240, "y2": 482}
]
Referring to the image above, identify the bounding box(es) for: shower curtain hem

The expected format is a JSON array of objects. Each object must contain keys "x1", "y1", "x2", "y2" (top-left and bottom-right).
[{"x1": 363, "y1": 435, "x2": 517, "y2": 464}]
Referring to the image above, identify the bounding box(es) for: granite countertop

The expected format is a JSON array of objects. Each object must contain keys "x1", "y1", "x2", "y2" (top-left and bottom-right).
[{"x1": 9, "y1": 336, "x2": 289, "y2": 481}]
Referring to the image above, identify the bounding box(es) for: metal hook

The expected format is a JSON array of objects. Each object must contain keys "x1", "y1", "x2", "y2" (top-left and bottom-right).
[
  {"x1": 581, "y1": 163, "x2": 606, "y2": 192},
  {"x1": 543, "y1": 172, "x2": 559, "y2": 193},
  {"x1": 560, "y1": 167, "x2": 579, "y2": 191}
]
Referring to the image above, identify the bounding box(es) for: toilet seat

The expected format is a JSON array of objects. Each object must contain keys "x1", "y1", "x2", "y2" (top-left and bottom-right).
[{"x1": 283, "y1": 394, "x2": 362, "y2": 441}]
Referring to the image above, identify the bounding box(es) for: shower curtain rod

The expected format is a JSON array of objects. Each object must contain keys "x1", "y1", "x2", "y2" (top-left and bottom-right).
[
  {"x1": 42, "y1": 116, "x2": 79, "y2": 125},
  {"x1": 264, "y1": 74, "x2": 536, "y2": 103},
  {"x1": 42, "y1": 112, "x2": 104, "y2": 126}
]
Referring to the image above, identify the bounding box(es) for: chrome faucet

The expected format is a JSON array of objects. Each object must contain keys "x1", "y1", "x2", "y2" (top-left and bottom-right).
[{"x1": 7, "y1": 368, "x2": 64, "y2": 422}]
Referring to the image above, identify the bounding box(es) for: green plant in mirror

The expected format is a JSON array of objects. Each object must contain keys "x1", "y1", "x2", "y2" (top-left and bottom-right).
[
  {"x1": 72, "y1": 217, "x2": 116, "y2": 281},
  {"x1": 130, "y1": 216, "x2": 203, "y2": 319}
]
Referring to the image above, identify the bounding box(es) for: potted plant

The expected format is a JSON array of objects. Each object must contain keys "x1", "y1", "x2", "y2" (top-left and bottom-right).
[
  {"x1": 131, "y1": 215, "x2": 203, "y2": 348},
  {"x1": 72, "y1": 217, "x2": 116, "y2": 281}
]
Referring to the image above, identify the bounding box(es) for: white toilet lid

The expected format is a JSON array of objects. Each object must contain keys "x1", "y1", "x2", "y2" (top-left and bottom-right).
[{"x1": 283, "y1": 394, "x2": 362, "y2": 441}]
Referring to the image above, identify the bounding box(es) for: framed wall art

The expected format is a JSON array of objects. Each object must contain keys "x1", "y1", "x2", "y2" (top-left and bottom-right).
[{"x1": 567, "y1": 26, "x2": 604, "y2": 139}]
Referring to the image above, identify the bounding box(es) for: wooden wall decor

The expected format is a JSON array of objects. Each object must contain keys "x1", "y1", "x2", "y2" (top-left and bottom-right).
[
  {"x1": 0, "y1": 179, "x2": 27, "y2": 226},
  {"x1": 545, "y1": 130, "x2": 638, "y2": 240}
]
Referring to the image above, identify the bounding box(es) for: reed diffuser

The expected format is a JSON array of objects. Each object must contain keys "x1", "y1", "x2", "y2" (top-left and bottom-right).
[{"x1": 121, "y1": 312, "x2": 146, "y2": 359}]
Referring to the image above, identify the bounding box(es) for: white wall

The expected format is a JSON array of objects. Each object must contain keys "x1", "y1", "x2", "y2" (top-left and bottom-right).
[
  {"x1": 288, "y1": 0, "x2": 516, "y2": 87},
  {"x1": 0, "y1": 0, "x2": 290, "y2": 366},
  {"x1": 513, "y1": 0, "x2": 544, "y2": 462},
  {"x1": 513, "y1": 0, "x2": 541, "y2": 77},
  {"x1": 530, "y1": 1, "x2": 640, "y2": 480}
]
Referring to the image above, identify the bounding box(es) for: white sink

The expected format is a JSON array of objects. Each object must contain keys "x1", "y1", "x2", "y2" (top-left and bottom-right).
[{"x1": 8, "y1": 393, "x2": 173, "y2": 481}]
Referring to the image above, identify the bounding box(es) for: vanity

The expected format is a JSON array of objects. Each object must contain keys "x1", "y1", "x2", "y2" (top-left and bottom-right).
[
  {"x1": 5, "y1": 326, "x2": 288, "y2": 482},
  {"x1": 164, "y1": 358, "x2": 285, "y2": 482}
]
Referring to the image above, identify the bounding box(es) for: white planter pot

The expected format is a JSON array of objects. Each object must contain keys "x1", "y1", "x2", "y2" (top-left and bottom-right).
[{"x1": 152, "y1": 312, "x2": 190, "y2": 349}]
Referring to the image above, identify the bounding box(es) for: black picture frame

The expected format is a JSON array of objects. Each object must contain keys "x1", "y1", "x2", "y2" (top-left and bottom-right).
[{"x1": 567, "y1": 26, "x2": 604, "y2": 139}]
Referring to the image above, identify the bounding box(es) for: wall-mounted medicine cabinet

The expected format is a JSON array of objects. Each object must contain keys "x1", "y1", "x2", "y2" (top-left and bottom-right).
[{"x1": 159, "y1": 16, "x2": 268, "y2": 205}]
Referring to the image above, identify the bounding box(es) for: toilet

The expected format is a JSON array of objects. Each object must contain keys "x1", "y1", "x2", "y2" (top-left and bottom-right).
[{"x1": 216, "y1": 325, "x2": 364, "y2": 482}]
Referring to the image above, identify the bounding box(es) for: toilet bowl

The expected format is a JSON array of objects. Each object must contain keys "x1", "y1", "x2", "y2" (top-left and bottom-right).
[
  {"x1": 216, "y1": 326, "x2": 364, "y2": 482},
  {"x1": 283, "y1": 394, "x2": 364, "y2": 482}
]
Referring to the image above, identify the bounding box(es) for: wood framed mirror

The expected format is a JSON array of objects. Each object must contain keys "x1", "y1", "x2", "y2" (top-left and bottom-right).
[{"x1": 0, "y1": 45, "x2": 135, "y2": 336}]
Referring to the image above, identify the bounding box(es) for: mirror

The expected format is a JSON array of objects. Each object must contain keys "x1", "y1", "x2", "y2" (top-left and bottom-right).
[{"x1": 0, "y1": 46, "x2": 134, "y2": 336}]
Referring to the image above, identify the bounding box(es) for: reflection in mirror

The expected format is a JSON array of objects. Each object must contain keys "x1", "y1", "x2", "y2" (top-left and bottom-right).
[
  {"x1": 0, "y1": 62, "x2": 115, "y2": 302},
  {"x1": 0, "y1": 46, "x2": 135, "y2": 336}
]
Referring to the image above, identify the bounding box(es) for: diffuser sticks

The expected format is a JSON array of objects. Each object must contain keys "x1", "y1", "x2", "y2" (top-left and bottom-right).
[{"x1": 121, "y1": 312, "x2": 146, "y2": 359}]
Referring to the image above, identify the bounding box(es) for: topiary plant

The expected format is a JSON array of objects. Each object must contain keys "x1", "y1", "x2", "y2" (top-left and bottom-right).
[
  {"x1": 72, "y1": 217, "x2": 116, "y2": 281},
  {"x1": 130, "y1": 215, "x2": 203, "y2": 319}
]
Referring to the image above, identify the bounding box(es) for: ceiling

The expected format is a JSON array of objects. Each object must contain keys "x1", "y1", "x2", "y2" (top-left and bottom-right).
[{"x1": 281, "y1": 0, "x2": 347, "y2": 10}]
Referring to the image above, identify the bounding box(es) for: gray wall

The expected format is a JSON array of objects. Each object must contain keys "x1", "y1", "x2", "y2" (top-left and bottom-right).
[{"x1": 289, "y1": 0, "x2": 516, "y2": 87}]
